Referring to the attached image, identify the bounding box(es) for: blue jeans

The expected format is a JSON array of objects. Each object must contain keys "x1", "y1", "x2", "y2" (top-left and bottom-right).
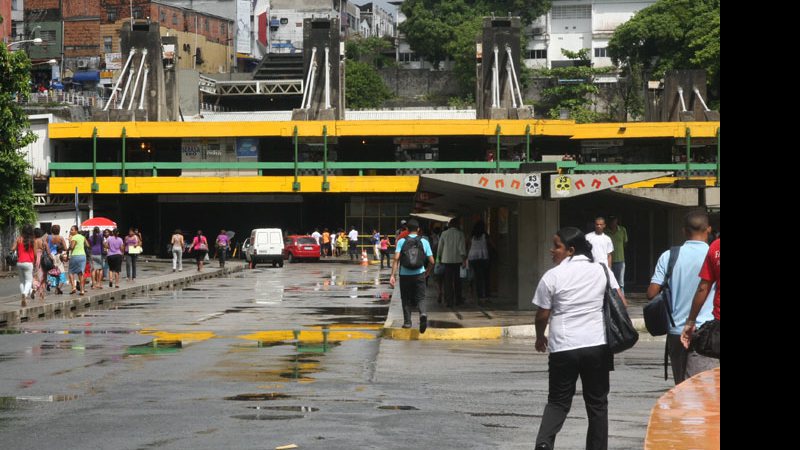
[{"x1": 611, "y1": 261, "x2": 625, "y2": 290}]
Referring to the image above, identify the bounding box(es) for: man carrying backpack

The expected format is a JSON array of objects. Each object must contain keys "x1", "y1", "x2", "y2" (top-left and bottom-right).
[{"x1": 389, "y1": 219, "x2": 435, "y2": 333}]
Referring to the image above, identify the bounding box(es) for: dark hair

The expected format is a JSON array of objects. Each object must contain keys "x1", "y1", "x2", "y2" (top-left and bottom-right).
[
  {"x1": 406, "y1": 219, "x2": 420, "y2": 231},
  {"x1": 34, "y1": 227, "x2": 44, "y2": 239},
  {"x1": 556, "y1": 227, "x2": 594, "y2": 262},
  {"x1": 174, "y1": 229, "x2": 181, "y2": 234},
  {"x1": 112, "y1": 228, "x2": 120, "y2": 237},
  {"x1": 21, "y1": 224, "x2": 35, "y2": 250},
  {"x1": 51, "y1": 224, "x2": 61, "y2": 235},
  {"x1": 93, "y1": 226, "x2": 101, "y2": 236},
  {"x1": 684, "y1": 210, "x2": 709, "y2": 233},
  {"x1": 196, "y1": 229, "x2": 203, "y2": 235},
  {"x1": 471, "y1": 220, "x2": 487, "y2": 238}
]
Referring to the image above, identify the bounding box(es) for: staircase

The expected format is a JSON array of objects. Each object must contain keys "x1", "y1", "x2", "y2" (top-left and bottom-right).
[{"x1": 252, "y1": 54, "x2": 304, "y2": 80}]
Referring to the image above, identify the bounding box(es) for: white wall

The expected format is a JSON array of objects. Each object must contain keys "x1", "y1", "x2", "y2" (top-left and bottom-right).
[
  {"x1": 24, "y1": 114, "x2": 63, "y2": 180},
  {"x1": 37, "y1": 210, "x2": 88, "y2": 241}
]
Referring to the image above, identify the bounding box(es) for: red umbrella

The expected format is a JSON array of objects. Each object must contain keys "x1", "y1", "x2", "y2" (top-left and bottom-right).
[{"x1": 80, "y1": 217, "x2": 117, "y2": 231}]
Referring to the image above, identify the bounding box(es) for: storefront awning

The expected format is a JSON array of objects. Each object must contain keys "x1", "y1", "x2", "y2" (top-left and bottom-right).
[{"x1": 71, "y1": 71, "x2": 100, "y2": 82}]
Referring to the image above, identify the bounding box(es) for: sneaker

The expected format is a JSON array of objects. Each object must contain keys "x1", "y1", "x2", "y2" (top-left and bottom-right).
[
  {"x1": 401, "y1": 323, "x2": 412, "y2": 329},
  {"x1": 419, "y1": 315, "x2": 428, "y2": 334}
]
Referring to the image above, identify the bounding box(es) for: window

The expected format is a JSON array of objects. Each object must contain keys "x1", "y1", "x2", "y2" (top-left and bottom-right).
[
  {"x1": 133, "y1": 8, "x2": 142, "y2": 19},
  {"x1": 594, "y1": 47, "x2": 608, "y2": 58},
  {"x1": 551, "y1": 5, "x2": 591, "y2": 20},
  {"x1": 220, "y1": 23, "x2": 226, "y2": 36},
  {"x1": 205, "y1": 19, "x2": 209, "y2": 32},
  {"x1": 160, "y1": 10, "x2": 166, "y2": 23},
  {"x1": 39, "y1": 30, "x2": 57, "y2": 43},
  {"x1": 104, "y1": 36, "x2": 113, "y2": 53},
  {"x1": 398, "y1": 52, "x2": 420, "y2": 62},
  {"x1": 108, "y1": 9, "x2": 117, "y2": 22},
  {"x1": 526, "y1": 49, "x2": 547, "y2": 59},
  {"x1": 172, "y1": 14, "x2": 178, "y2": 25}
]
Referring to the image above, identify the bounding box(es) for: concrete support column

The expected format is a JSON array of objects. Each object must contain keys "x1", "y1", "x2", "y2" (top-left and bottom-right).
[{"x1": 512, "y1": 199, "x2": 559, "y2": 310}]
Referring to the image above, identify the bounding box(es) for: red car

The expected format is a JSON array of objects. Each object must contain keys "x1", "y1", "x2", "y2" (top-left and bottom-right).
[{"x1": 283, "y1": 235, "x2": 321, "y2": 262}]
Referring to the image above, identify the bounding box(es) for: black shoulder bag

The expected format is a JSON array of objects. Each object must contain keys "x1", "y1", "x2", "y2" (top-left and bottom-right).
[
  {"x1": 602, "y1": 264, "x2": 638, "y2": 354},
  {"x1": 643, "y1": 246, "x2": 681, "y2": 336}
]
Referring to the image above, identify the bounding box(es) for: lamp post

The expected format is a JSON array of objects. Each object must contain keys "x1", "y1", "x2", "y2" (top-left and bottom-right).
[{"x1": 6, "y1": 38, "x2": 43, "y2": 50}]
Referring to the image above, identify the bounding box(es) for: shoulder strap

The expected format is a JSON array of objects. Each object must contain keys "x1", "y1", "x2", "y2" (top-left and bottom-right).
[{"x1": 662, "y1": 245, "x2": 682, "y2": 325}]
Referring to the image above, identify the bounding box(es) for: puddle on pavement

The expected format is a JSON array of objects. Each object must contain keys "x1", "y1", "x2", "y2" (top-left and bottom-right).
[
  {"x1": 125, "y1": 340, "x2": 182, "y2": 356},
  {"x1": 225, "y1": 393, "x2": 291, "y2": 401},
  {"x1": 426, "y1": 321, "x2": 464, "y2": 328},
  {"x1": 0, "y1": 395, "x2": 78, "y2": 410},
  {"x1": 231, "y1": 414, "x2": 304, "y2": 421},
  {"x1": 482, "y1": 423, "x2": 520, "y2": 428},
  {"x1": 247, "y1": 406, "x2": 319, "y2": 412},
  {"x1": 377, "y1": 405, "x2": 419, "y2": 411},
  {"x1": 468, "y1": 412, "x2": 539, "y2": 418}
]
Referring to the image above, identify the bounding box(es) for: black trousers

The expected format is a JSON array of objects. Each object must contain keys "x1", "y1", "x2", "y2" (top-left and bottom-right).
[
  {"x1": 443, "y1": 263, "x2": 462, "y2": 306},
  {"x1": 399, "y1": 274, "x2": 427, "y2": 326},
  {"x1": 218, "y1": 247, "x2": 227, "y2": 267},
  {"x1": 536, "y1": 344, "x2": 610, "y2": 450}
]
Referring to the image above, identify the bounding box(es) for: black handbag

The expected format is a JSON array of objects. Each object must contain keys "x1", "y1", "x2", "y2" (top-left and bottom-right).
[
  {"x1": 643, "y1": 246, "x2": 681, "y2": 336},
  {"x1": 692, "y1": 319, "x2": 720, "y2": 359},
  {"x1": 40, "y1": 251, "x2": 55, "y2": 272},
  {"x1": 602, "y1": 264, "x2": 639, "y2": 354}
]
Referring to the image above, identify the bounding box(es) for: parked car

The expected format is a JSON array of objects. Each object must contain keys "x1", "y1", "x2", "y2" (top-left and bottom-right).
[
  {"x1": 283, "y1": 235, "x2": 321, "y2": 262},
  {"x1": 243, "y1": 228, "x2": 284, "y2": 268}
]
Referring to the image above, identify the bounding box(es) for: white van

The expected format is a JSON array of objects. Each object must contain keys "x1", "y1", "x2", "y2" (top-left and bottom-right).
[{"x1": 243, "y1": 228, "x2": 284, "y2": 268}]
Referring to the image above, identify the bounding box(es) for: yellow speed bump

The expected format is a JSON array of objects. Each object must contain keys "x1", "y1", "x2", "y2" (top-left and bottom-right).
[{"x1": 382, "y1": 326, "x2": 503, "y2": 340}]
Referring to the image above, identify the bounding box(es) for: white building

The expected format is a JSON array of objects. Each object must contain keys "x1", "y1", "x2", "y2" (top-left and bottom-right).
[
  {"x1": 523, "y1": 0, "x2": 656, "y2": 70},
  {"x1": 357, "y1": 2, "x2": 395, "y2": 38}
]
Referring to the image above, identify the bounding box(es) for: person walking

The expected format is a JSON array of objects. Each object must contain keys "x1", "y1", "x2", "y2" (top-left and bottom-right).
[
  {"x1": 467, "y1": 220, "x2": 492, "y2": 304},
  {"x1": 31, "y1": 228, "x2": 47, "y2": 301},
  {"x1": 106, "y1": 229, "x2": 124, "y2": 288},
  {"x1": 348, "y1": 226, "x2": 359, "y2": 260},
  {"x1": 46, "y1": 225, "x2": 67, "y2": 295},
  {"x1": 190, "y1": 230, "x2": 209, "y2": 271},
  {"x1": 16, "y1": 224, "x2": 36, "y2": 306},
  {"x1": 171, "y1": 229, "x2": 185, "y2": 272},
  {"x1": 124, "y1": 228, "x2": 141, "y2": 281},
  {"x1": 372, "y1": 229, "x2": 381, "y2": 261},
  {"x1": 101, "y1": 229, "x2": 111, "y2": 282},
  {"x1": 68, "y1": 225, "x2": 87, "y2": 295},
  {"x1": 88, "y1": 226, "x2": 105, "y2": 290},
  {"x1": 647, "y1": 211, "x2": 718, "y2": 384},
  {"x1": 532, "y1": 227, "x2": 621, "y2": 450},
  {"x1": 437, "y1": 218, "x2": 466, "y2": 307},
  {"x1": 379, "y1": 235, "x2": 391, "y2": 269},
  {"x1": 681, "y1": 237, "x2": 720, "y2": 352},
  {"x1": 216, "y1": 229, "x2": 229, "y2": 268},
  {"x1": 606, "y1": 216, "x2": 628, "y2": 291},
  {"x1": 389, "y1": 219, "x2": 434, "y2": 332},
  {"x1": 585, "y1": 216, "x2": 614, "y2": 268}
]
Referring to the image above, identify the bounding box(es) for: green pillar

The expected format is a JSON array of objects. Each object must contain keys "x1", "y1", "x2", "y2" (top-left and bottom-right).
[
  {"x1": 525, "y1": 124, "x2": 531, "y2": 162},
  {"x1": 91, "y1": 127, "x2": 99, "y2": 192},
  {"x1": 120, "y1": 127, "x2": 128, "y2": 192},
  {"x1": 322, "y1": 125, "x2": 330, "y2": 191},
  {"x1": 685, "y1": 127, "x2": 691, "y2": 180},
  {"x1": 292, "y1": 125, "x2": 300, "y2": 191},
  {"x1": 715, "y1": 127, "x2": 720, "y2": 187},
  {"x1": 495, "y1": 124, "x2": 501, "y2": 173}
]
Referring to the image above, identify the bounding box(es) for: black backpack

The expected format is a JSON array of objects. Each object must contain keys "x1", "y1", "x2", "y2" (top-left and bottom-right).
[{"x1": 399, "y1": 236, "x2": 425, "y2": 269}]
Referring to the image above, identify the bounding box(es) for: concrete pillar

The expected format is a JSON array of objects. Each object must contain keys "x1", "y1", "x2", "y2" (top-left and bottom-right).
[{"x1": 496, "y1": 199, "x2": 559, "y2": 310}]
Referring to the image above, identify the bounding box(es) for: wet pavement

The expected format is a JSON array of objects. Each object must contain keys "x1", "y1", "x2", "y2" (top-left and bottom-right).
[{"x1": 0, "y1": 260, "x2": 678, "y2": 449}]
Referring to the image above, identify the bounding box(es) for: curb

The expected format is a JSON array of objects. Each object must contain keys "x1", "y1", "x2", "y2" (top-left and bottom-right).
[
  {"x1": 381, "y1": 318, "x2": 650, "y2": 341},
  {"x1": 0, "y1": 265, "x2": 244, "y2": 328}
]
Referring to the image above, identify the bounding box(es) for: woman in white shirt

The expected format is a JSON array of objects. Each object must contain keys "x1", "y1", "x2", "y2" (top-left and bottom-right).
[{"x1": 532, "y1": 227, "x2": 621, "y2": 450}]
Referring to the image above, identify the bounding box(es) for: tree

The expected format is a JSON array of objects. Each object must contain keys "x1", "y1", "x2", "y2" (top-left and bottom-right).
[
  {"x1": 534, "y1": 49, "x2": 615, "y2": 123},
  {"x1": 346, "y1": 36, "x2": 395, "y2": 69},
  {"x1": 607, "y1": 0, "x2": 720, "y2": 107},
  {"x1": 400, "y1": 0, "x2": 551, "y2": 97},
  {"x1": 345, "y1": 60, "x2": 393, "y2": 109},
  {"x1": 1, "y1": 15, "x2": 38, "y2": 270}
]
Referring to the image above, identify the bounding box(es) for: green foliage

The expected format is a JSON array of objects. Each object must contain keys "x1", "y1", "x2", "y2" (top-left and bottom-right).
[
  {"x1": 345, "y1": 60, "x2": 393, "y2": 109},
  {"x1": 534, "y1": 49, "x2": 614, "y2": 123},
  {"x1": 400, "y1": 0, "x2": 551, "y2": 96},
  {"x1": 345, "y1": 36, "x2": 395, "y2": 68},
  {"x1": 447, "y1": 94, "x2": 475, "y2": 109},
  {"x1": 608, "y1": 0, "x2": 720, "y2": 101},
  {"x1": 1, "y1": 32, "x2": 38, "y2": 229}
]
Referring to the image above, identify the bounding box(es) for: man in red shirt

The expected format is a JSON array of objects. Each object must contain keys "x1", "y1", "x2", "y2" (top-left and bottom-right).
[{"x1": 681, "y1": 238, "x2": 720, "y2": 349}]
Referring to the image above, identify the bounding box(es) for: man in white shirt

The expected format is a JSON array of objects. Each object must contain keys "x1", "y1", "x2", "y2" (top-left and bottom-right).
[
  {"x1": 311, "y1": 229, "x2": 322, "y2": 257},
  {"x1": 348, "y1": 226, "x2": 359, "y2": 260},
  {"x1": 585, "y1": 217, "x2": 614, "y2": 267}
]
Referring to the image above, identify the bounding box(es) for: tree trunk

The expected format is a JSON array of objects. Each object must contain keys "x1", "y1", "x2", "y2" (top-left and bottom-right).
[{"x1": 1, "y1": 225, "x2": 15, "y2": 272}]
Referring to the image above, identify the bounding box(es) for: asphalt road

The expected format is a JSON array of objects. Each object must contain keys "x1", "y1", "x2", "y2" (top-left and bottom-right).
[{"x1": 0, "y1": 262, "x2": 669, "y2": 449}]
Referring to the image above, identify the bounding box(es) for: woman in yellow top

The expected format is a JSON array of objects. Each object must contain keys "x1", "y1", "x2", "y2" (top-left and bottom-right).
[
  {"x1": 68, "y1": 225, "x2": 87, "y2": 295},
  {"x1": 337, "y1": 231, "x2": 348, "y2": 256}
]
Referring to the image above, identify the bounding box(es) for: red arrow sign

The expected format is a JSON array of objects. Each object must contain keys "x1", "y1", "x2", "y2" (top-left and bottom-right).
[
  {"x1": 608, "y1": 175, "x2": 619, "y2": 185},
  {"x1": 591, "y1": 179, "x2": 602, "y2": 189},
  {"x1": 478, "y1": 176, "x2": 489, "y2": 187},
  {"x1": 575, "y1": 179, "x2": 586, "y2": 190},
  {"x1": 511, "y1": 179, "x2": 521, "y2": 189},
  {"x1": 495, "y1": 179, "x2": 505, "y2": 188}
]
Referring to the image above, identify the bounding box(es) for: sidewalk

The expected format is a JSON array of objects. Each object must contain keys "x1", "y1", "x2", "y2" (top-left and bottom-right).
[
  {"x1": 0, "y1": 259, "x2": 244, "y2": 328},
  {"x1": 382, "y1": 282, "x2": 650, "y2": 340}
]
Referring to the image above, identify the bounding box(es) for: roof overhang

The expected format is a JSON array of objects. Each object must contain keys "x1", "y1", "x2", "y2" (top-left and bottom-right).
[{"x1": 415, "y1": 173, "x2": 545, "y2": 216}]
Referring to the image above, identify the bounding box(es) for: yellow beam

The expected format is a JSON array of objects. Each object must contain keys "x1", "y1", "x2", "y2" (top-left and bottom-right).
[
  {"x1": 49, "y1": 176, "x2": 419, "y2": 194},
  {"x1": 622, "y1": 176, "x2": 717, "y2": 188},
  {"x1": 48, "y1": 119, "x2": 718, "y2": 140}
]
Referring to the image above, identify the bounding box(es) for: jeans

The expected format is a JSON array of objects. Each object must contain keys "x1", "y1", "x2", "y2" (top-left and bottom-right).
[
  {"x1": 611, "y1": 262, "x2": 625, "y2": 290},
  {"x1": 667, "y1": 334, "x2": 719, "y2": 385},
  {"x1": 217, "y1": 247, "x2": 226, "y2": 267},
  {"x1": 17, "y1": 262, "x2": 34, "y2": 296},
  {"x1": 172, "y1": 248, "x2": 183, "y2": 271},
  {"x1": 399, "y1": 273, "x2": 427, "y2": 326},
  {"x1": 126, "y1": 254, "x2": 138, "y2": 279},
  {"x1": 443, "y1": 263, "x2": 463, "y2": 306},
  {"x1": 536, "y1": 345, "x2": 611, "y2": 450},
  {"x1": 469, "y1": 259, "x2": 490, "y2": 298},
  {"x1": 349, "y1": 241, "x2": 358, "y2": 259}
]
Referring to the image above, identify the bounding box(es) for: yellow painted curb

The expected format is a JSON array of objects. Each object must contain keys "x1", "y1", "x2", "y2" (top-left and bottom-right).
[{"x1": 382, "y1": 326, "x2": 503, "y2": 340}]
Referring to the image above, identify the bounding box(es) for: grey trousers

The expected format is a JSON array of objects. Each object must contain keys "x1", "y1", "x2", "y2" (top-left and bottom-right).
[{"x1": 667, "y1": 334, "x2": 719, "y2": 385}]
